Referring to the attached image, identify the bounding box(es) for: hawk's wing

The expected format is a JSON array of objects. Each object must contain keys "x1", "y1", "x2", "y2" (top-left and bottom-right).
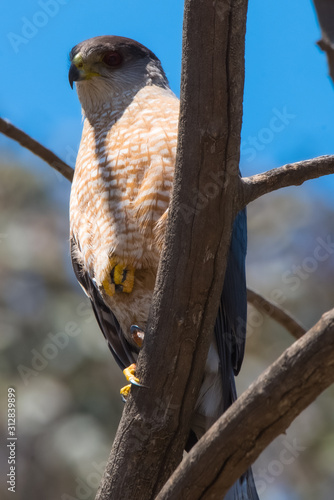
[
  {"x1": 215, "y1": 209, "x2": 261, "y2": 500},
  {"x1": 71, "y1": 238, "x2": 138, "y2": 370},
  {"x1": 215, "y1": 208, "x2": 247, "y2": 411}
]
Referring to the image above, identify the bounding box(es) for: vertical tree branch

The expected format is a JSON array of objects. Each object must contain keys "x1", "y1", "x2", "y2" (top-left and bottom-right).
[
  {"x1": 95, "y1": 1, "x2": 249, "y2": 499},
  {"x1": 313, "y1": 0, "x2": 334, "y2": 84}
]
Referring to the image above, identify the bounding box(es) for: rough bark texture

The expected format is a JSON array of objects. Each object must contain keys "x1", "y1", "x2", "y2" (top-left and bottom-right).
[
  {"x1": 0, "y1": 118, "x2": 314, "y2": 346},
  {"x1": 313, "y1": 0, "x2": 334, "y2": 84},
  {"x1": 95, "y1": 1, "x2": 248, "y2": 499},
  {"x1": 1, "y1": 2, "x2": 333, "y2": 499},
  {"x1": 156, "y1": 309, "x2": 334, "y2": 500},
  {"x1": 0, "y1": 117, "x2": 74, "y2": 182}
]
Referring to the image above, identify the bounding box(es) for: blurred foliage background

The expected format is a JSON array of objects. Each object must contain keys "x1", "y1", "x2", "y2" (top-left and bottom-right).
[
  {"x1": 1, "y1": 0, "x2": 333, "y2": 498},
  {"x1": 0, "y1": 160, "x2": 333, "y2": 500}
]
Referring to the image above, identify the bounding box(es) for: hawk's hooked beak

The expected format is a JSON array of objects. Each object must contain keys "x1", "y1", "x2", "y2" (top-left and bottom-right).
[
  {"x1": 68, "y1": 63, "x2": 81, "y2": 89},
  {"x1": 68, "y1": 53, "x2": 100, "y2": 89}
]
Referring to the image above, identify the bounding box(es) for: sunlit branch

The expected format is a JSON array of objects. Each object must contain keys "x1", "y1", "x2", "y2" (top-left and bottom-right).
[
  {"x1": 157, "y1": 308, "x2": 334, "y2": 499},
  {"x1": 241, "y1": 155, "x2": 334, "y2": 206},
  {"x1": 0, "y1": 117, "x2": 74, "y2": 182}
]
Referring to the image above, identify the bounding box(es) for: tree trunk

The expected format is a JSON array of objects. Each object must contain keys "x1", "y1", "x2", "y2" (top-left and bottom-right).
[{"x1": 95, "y1": 1, "x2": 249, "y2": 499}]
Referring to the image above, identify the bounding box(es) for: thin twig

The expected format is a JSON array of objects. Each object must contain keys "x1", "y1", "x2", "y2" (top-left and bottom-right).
[
  {"x1": 247, "y1": 288, "x2": 306, "y2": 339},
  {"x1": 0, "y1": 117, "x2": 316, "y2": 342},
  {"x1": 1, "y1": 117, "x2": 333, "y2": 209},
  {"x1": 241, "y1": 155, "x2": 334, "y2": 206},
  {"x1": 0, "y1": 117, "x2": 315, "y2": 343},
  {"x1": 0, "y1": 117, "x2": 74, "y2": 182}
]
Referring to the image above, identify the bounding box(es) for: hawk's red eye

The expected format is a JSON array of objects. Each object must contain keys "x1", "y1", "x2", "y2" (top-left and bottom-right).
[{"x1": 102, "y1": 51, "x2": 123, "y2": 67}]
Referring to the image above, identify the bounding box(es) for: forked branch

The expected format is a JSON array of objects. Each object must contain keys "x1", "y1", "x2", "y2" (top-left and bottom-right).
[
  {"x1": 0, "y1": 120, "x2": 327, "y2": 343},
  {"x1": 1, "y1": 117, "x2": 333, "y2": 210},
  {"x1": 156, "y1": 308, "x2": 334, "y2": 500}
]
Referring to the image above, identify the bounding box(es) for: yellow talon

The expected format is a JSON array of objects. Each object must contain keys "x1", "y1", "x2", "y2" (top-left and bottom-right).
[
  {"x1": 123, "y1": 363, "x2": 140, "y2": 385},
  {"x1": 120, "y1": 363, "x2": 141, "y2": 401},
  {"x1": 102, "y1": 259, "x2": 135, "y2": 296},
  {"x1": 120, "y1": 384, "x2": 132, "y2": 401}
]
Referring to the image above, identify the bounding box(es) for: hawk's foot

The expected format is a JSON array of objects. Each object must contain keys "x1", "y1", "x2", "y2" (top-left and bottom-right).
[
  {"x1": 120, "y1": 363, "x2": 142, "y2": 401},
  {"x1": 120, "y1": 384, "x2": 131, "y2": 403},
  {"x1": 102, "y1": 259, "x2": 135, "y2": 296}
]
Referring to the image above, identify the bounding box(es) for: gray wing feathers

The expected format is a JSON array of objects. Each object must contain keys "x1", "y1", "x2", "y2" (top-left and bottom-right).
[
  {"x1": 214, "y1": 210, "x2": 259, "y2": 500},
  {"x1": 70, "y1": 238, "x2": 137, "y2": 370},
  {"x1": 215, "y1": 208, "x2": 247, "y2": 410}
]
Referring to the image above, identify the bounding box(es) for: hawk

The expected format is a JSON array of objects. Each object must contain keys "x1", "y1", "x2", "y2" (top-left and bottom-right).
[{"x1": 69, "y1": 36, "x2": 258, "y2": 500}]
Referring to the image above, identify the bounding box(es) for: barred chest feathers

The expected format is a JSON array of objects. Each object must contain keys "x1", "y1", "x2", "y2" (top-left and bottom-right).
[{"x1": 70, "y1": 84, "x2": 179, "y2": 286}]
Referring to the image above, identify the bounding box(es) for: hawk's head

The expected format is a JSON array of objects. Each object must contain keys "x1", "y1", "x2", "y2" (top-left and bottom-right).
[{"x1": 68, "y1": 36, "x2": 169, "y2": 113}]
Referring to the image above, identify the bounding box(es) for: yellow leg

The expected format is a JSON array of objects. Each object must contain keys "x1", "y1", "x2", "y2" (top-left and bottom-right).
[
  {"x1": 102, "y1": 258, "x2": 135, "y2": 296},
  {"x1": 120, "y1": 363, "x2": 141, "y2": 401},
  {"x1": 123, "y1": 363, "x2": 140, "y2": 385},
  {"x1": 120, "y1": 384, "x2": 132, "y2": 402}
]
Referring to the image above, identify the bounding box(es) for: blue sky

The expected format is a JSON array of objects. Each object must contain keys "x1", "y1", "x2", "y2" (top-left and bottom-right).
[{"x1": 1, "y1": 0, "x2": 333, "y2": 201}]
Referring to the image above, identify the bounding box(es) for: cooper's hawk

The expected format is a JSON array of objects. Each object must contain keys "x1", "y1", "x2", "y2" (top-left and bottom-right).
[{"x1": 69, "y1": 36, "x2": 258, "y2": 500}]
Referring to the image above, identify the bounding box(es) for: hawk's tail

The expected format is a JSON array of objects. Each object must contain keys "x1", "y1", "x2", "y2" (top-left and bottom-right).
[
  {"x1": 212, "y1": 209, "x2": 259, "y2": 500},
  {"x1": 224, "y1": 468, "x2": 259, "y2": 500},
  {"x1": 189, "y1": 209, "x2": 259, "y2": 499}
]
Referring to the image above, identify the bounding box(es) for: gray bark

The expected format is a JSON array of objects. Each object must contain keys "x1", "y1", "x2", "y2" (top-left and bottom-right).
[
  {"x1": 156, "y1": 309, "x2": 334, "y2": 499},
  {"x1": 313, "y1": 0, "x2": 334, "y2": 84},
  {"x1": 95, "y1": 1, "x2": 249, "y2": 499}
]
